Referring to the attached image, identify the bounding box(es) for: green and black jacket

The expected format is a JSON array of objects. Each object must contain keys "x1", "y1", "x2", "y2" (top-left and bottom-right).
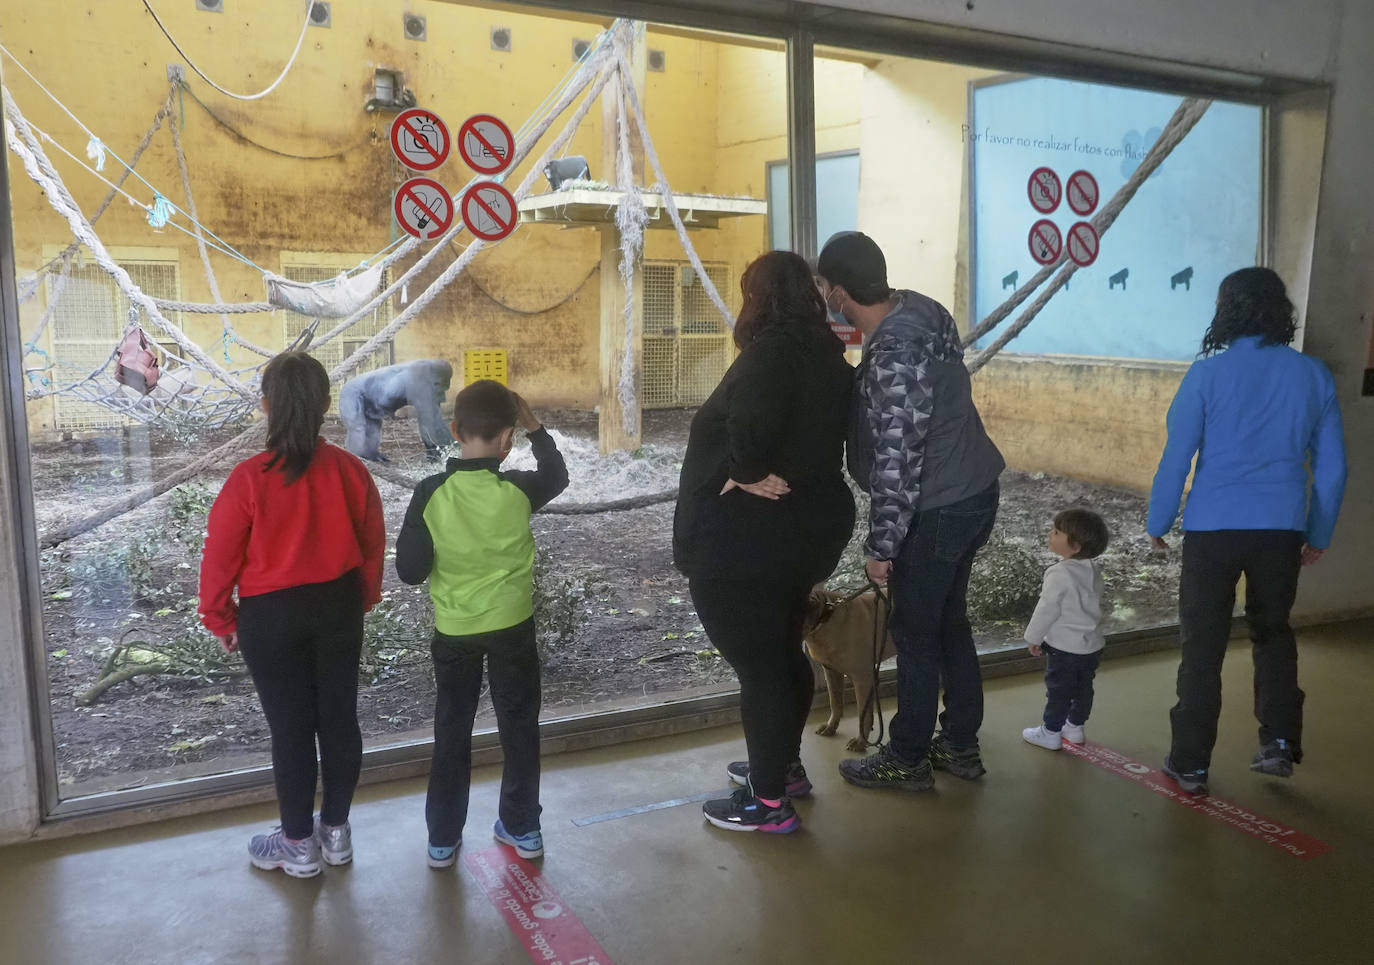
[{"x1": 396, "y1": 428, "x2": 569, "y2": 636}]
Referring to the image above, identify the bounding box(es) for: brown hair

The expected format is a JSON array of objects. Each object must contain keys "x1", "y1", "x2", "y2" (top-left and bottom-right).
[
  {"x1": 733, "y1": 250, "x2": 829, "y2": 350},
  {"x1": 1054, "y1": 508, "x2": 1110, "y2": 560},
  {"x1": 260, "y1": 352, "x2": 330, "y2": 484},
  {"x1": 452, "y1": 379, "x2": 518, "y2": 441}
]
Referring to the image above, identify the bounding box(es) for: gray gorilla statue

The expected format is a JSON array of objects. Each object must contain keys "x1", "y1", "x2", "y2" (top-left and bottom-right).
[{"x1": 338, "y1": 359, "x2": 455, "y2": 463}]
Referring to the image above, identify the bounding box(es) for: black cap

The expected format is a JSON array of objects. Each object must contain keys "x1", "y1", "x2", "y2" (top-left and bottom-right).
[{"x1": 817, "y1": 231, "x2": 891, "y2": 303}]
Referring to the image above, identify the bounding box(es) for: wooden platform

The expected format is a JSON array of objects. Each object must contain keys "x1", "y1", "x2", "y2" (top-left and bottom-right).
[{"x1": 518, "y1": 186, "x2": 766, "y2": 229}]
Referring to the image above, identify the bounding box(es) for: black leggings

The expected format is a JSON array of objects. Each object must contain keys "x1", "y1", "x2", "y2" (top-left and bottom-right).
[
  {"x1": 237, "y1": 571, "x2": 364, "y2": 840},
  {"x1": 689, "y1": 577, "x2": 813, "y2": 800}
]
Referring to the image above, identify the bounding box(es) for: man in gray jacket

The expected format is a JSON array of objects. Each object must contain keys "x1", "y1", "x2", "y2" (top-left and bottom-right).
[{"x1": 817, "y1": 232, "x2": 1005, "y2": 791}]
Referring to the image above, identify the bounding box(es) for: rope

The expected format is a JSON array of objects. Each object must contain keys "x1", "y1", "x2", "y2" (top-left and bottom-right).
[
  {"x1": 151, "y1": 298, "x2": 275, "y2": 314},
  {"x1": 612, "y1": 30, "x2": 648, "y2": 437},
  {"x1": 464, "y1": 260, "x2": 600, "y2": 316},
  {"x1": 141, "y1": 0, "x2": 313, "y2": 102},
  {"x1": 178, "y1": 81, "x2": 374, "y2": 160},
  {"x1": 964, "y1": 97, "x2": 1213, "y2": 366}
]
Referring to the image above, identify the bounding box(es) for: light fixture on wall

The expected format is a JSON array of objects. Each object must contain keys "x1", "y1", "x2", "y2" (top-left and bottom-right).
[
  {"x1": 491, "y1": 27, "x2": 512, "y2": 52},
  {"x1": 195, "y1": 0, "x2": 222, "y2": 12},
  {"x1": 404, "y1": 14, "x2": 427, "y2": 41},
  {"x1": 309, "y1": 2, "x2": 330, "y2": 28},
  {"x1": 365, "y1": 68, "x2": 416, "y2": 113},
  {"x1": 544, "y1": 156, "x2": 590, "y2": 191},
  {"x1": 647, "y1": 49, "x2": 666, "y2": 72},
  {"x1": 572, "y1": 38, "x2": 591, "y2": 62}
]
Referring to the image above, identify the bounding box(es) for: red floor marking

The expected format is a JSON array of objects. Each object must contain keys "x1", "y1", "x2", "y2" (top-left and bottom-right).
[
  {"x1": 1062, "y1": 741, "x2": 1331, "y2": 860},
  {"x1": 464, "y1": 846, "x2": 615, "y2": 964}
]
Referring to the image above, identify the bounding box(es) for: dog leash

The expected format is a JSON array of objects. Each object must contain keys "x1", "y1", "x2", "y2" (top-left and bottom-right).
[{"x1": 862, "y1": 579, "x2": 892, "y2": 749}]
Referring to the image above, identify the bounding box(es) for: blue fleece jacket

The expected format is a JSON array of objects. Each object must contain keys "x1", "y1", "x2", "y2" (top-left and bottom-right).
[{"x1": 1147, "y1": 336, "x2": 1347, "y2": 548}]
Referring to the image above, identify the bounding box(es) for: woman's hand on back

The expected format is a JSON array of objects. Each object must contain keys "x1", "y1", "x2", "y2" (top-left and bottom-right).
[
  {"x1": 1300, "y1": 544, "x2": 1325, "y2": 566},
  {"x1": 720, "y1": 474, "x2": 791, "y2": 500}
]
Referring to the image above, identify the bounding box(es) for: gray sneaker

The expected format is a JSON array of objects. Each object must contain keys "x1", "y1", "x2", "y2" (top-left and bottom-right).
[
  {"x1": 315, "y1": 818, "x2": 353, "y2": 866},
  {"x1": 249, "y1": 828, "x2": 322, "y2": 878}
]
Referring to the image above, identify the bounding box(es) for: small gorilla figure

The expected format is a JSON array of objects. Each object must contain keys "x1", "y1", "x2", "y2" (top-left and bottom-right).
[{"x1": 339, "y1": 359, "x2": 455, "y2": 463}]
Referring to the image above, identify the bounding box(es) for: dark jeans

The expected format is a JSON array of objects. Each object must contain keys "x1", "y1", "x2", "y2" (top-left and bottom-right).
[
  {"x1": 1169, "y1": 529, "x2": 1305, "y2": 772},
  {"x1": 1042, "y1": 646, "x2": 1102, "y2": 731},
  {"x1": 689, "y1": 577, "x2": 814, "y2": 800},
  {"x1": 887, "y1": 483, "x2": 999, "y2": 763},
  {"x1": 427, "y1": 619, "x2": 542, "y2": 847},
  {"x1": 237, "y1": 571, "x2": 364, "y2": 840}
]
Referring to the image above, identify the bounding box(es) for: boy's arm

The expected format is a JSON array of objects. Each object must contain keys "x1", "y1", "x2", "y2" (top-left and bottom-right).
[
  {"x1": 395, "y1": 478, "x2": 439, "y2": 585},
  {"x1": 503, "y1": 427, "x2": 570, "y2": 512},
  {"x1": 1024, "y1": 566, "x2": 1066, "y2": 650}
]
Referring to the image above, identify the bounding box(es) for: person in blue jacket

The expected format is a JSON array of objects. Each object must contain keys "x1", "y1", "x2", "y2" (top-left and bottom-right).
[{"x1": 1148, "y1": 267, "x2": 1347, "y2": 796}]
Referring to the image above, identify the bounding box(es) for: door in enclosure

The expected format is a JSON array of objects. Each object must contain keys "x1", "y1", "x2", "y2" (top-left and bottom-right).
[{"x1": 641, "y1": 260, "x2": 732, "y2": 408}]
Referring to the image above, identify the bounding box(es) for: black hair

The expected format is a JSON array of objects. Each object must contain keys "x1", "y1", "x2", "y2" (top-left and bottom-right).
[
  {"x1": 260, "y1": 352, "x2": 330, "y2": 484},
  {"x1": 1201, "y1": 267, "x2": 1297, "y2": 355},
  {"x1": 733, "y1": 250, "x2": 829, "y2": 350},
  {"x1": 1054, "y1": 508, "x2": 1110, "y2": 560},
  {"x1": 452, "y1": 379, "x2": 518, "y2": 441}
]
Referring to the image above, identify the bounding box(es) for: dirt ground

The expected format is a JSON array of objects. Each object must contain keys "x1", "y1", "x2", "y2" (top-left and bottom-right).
[{"x1": 29, "y1": 408, "x2": 1181, "y2": 793}]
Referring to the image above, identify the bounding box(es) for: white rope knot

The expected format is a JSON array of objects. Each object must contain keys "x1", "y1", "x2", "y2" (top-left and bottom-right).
[{"x1": 85, "y1": 134, "x2": 106, "y2": 171}]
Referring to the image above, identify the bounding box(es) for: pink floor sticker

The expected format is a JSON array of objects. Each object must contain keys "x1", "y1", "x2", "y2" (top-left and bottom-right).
[
  {"x1": 464, "y1": 846, "x2": 614, "y2": 965},
  {"x1": 1062, "y1": 741, "x2": 1331, "y2": 860}
]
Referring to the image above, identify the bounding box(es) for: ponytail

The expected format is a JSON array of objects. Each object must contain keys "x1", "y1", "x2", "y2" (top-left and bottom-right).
[{"x1": 260, "y1": 352, "x2": 330, "y2": 483}]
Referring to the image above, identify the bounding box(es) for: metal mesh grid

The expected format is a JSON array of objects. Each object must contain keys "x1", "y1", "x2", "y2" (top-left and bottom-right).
[
  {"x1": 46, "y1": 261, "x2": 183, "y2": 430},
  {"x1": 641, "y1": 260, "x2": 730, "y2": 409}
]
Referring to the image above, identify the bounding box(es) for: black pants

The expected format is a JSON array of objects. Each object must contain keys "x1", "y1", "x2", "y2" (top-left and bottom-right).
[
  {"x1": 427, "y1": 619, "x2": 542, "y2": 847},
  {"x1": 689, "y1": 577, "x2": 813, "y2": 801},
  {"x1": 1042, "y1": 646, "x2": 1102, "y2": 731},
  {"x1": 237, "y1": 571, "x2": 364, "y2": 840},
  {"x1": 887, "y1": 483, "x2": 999, "y2": 762},
  {"x1": 1169, "y1": 529, "x2": 1305, "y2": 772}
]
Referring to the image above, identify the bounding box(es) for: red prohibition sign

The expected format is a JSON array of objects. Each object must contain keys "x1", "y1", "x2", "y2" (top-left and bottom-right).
[
  {"x1": 462, "y1": 181, "x2": 518, "y2": 242},
  {"x1": 394, "y1": 177, "x2": 454, "y2": 240},
  {"x1": 458, "y1": 114, "x2": 515, "y2": 175},
  {"x1": 1067, "y1": 221, "x2": 1100, "y2": 267},
  {"x1": 1066, "y1": 169, "x2": 1100, "y2": 216},
  {"x1": 1028, "y1": 218, "x2": 1062, "y2": 265},
  {"x1": 1028, "y1": 166, "x2": 1062, "y2": 214},
  {"x1": 390, "y1": 109, "x2": 451, "y2": 172}
]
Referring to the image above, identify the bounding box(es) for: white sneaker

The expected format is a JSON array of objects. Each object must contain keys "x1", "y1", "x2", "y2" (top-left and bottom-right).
[
  {"x1": 1022, "y1": 725, "x2": 1063, "y2": 750},
  {"x1": 1061, "y1": 722, "x2": 1086, "y2": 745}
]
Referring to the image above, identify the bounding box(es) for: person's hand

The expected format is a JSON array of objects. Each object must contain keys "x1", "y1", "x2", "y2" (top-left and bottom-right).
[
  {"x1": 512, "y1": 393, "x2": 542, "y2": 433},
  {"x1": 720, "y1": 474, "x2": 790, "y2": 499},
  {"x1": 1300, "y1": 544, "x2": 1326, "y2": 566},
  {"x1": 865, "y1": 558, "x2": 892, "y2": 585},
  {"x1": 1028, "y1": 642, "x2": 1043, "y2": 657},
  {"x1": 219, "y1": 632, "x2": 238, "y2": 654},
  {"x1": 1150, "y1": 535, "x2": 1170, "y2": 553}
]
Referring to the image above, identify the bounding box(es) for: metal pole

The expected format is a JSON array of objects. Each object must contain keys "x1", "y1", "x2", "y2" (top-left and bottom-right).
[{"x1": 786, "y1": 27, "x2": 818, "y2": 263}]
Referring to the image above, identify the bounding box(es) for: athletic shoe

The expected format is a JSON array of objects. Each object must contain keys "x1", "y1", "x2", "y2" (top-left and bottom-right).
[
  {"x1": 1162, "y1": 757, "x2": 1209, "y2": 795},
  {"x1": 702, "y1": 787, "x2": 800, "y2": 834},
  {"x1": 1061, "y1": 722, "x2": 1086, "y2": 745},
  {"x1": 427, "y1": 840, "x2": 460, "y2": 869},
  {"x1": 314, "y1": 818, "x2": 352, "y2": 866},
  {"x1": 929, "y1": 734, "x2": 988, "y2": 779},
  {"x1": 248, "y1": 828, "x2": 323, "y2": 878},
  {"x1": 1250, "y1": 739, "x2": 1296, "y2": 778},
  {"x1": 1022, "y1": 725, "x2": 1063, "y2": 751},
  {"x1": 837, "y1": 744, "x2": 934, "y2": 792},
  {"x1": 494, "y1": 819, "x2": 544, "y2": 859},
  {"x1": 725, "y1": 760, "x2": 813, "y2": 797}
]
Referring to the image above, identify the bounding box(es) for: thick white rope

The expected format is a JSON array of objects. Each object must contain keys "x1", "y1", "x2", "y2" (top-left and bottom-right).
[
  {"x1": 964, "y1": 97, "x2": 1213, "y2": 367},
  {"x1": 151, "y1": 298, "x2": 275, "y2": 314},
  {"x1": 141, "y1": 0, "x2": 313, "y2": 102},
  {"x1": 328, "y1": 53, "x2": 622, "y2": 382},
  {"x1": 617, "y1": 57, "x2": 734, "y2": 331},
  {"x1": 5, "y1": 91, "x2": 256, "y2": 402}
]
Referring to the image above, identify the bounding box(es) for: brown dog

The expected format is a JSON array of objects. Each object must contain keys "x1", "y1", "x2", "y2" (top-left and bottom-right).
[{"x1": 803, "y1": 588, "x2": 896, "y2": 752}]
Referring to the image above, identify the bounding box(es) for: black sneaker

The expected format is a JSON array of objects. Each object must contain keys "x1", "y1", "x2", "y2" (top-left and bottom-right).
[
  {"x1": 725, "y1": 760, "x2": 813, "y2": 797},
  {"x1": 838, "y1": 744, "x2": 934, "y2": 792},
  {"x1": 702, "y1": 787, "x2": 800, "y2": 834},
  {"x1": 1162, "y1": 757, "x2": 1209, "y2": 795},
  {"x1": 1250, "y1": 739, "x2": 1296, "y2": 778},
  {"x1": 929, "y1": 734, "x2": 987, "y2": 780}
]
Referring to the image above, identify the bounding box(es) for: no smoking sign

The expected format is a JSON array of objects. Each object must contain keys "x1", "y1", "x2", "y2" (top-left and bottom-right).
[{"x1": 394, "y1": 177, "x2": 454, "y2": 240}]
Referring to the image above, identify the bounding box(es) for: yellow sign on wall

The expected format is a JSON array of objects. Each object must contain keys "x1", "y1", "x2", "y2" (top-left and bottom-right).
[{"x1": 464, "y1": 349, "x2": 508, "y2": 386}]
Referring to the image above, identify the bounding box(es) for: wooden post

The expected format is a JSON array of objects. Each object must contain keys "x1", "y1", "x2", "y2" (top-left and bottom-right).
[{"x1": 598, "y1": 21, "x2": 647, "y2": 455}]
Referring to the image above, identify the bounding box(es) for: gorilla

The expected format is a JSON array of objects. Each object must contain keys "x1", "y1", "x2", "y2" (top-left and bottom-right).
[{"x1": 338, "y1": 359, "x2": 455, "y2": 462}]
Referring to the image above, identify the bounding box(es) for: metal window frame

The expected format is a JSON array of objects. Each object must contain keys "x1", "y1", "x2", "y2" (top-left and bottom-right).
[{"x1": 2, "y1": 0, "x2": 1325, "y2": 826}]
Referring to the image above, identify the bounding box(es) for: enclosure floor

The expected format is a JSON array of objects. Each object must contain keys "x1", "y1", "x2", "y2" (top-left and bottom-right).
[{"x1": 3, "y1": 621, "x2": 1372, "y2": 965}]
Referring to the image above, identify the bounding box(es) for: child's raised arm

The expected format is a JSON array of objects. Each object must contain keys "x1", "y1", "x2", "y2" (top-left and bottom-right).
[{"x1": 503, "y1": 395, "x2": 570, "y2": 512}]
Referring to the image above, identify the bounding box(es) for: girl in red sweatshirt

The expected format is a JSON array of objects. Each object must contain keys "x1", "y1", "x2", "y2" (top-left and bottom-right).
[{"x1": 199, "y1": 352, "x2": 385, "y2": 878}]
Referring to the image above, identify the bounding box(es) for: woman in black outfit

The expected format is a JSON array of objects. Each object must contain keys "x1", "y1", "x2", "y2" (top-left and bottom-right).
[{"x1": 674, "y1": 250, "x2": 856, "y2": 834}]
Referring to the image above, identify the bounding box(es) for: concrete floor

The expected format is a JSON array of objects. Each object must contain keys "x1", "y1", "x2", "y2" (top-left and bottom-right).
[{"x1": 2, "y1": 622, "x2": 1372, "y2": 965}]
